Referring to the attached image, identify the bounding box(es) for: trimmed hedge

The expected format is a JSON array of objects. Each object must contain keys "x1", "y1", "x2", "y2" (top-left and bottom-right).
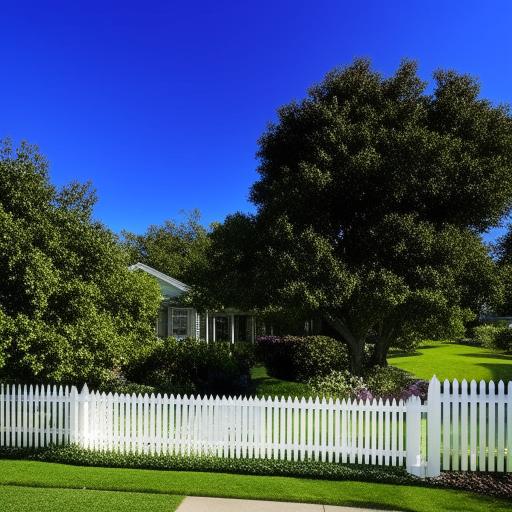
[
  {"x1": 0, "y1": 445, "x2": 417, "y2": 485},
  {"x1": 257, "y1": 335, "x2": 349, "y2": 381}
]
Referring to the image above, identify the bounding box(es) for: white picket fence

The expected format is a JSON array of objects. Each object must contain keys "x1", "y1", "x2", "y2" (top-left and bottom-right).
[{"x1": 0, "y1": 376, "x2": 511, "y2": 477}]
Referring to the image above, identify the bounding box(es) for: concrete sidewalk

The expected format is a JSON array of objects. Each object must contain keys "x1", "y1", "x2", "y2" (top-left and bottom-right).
[{"x1": 176, "y1": 496, "x2": 394, "y2": 511}]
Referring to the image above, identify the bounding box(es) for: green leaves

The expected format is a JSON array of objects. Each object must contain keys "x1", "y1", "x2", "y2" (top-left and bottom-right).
[
  {"x1": 122, "y1": 209, "x2": 211, "y2": 286},
  {"x1": 0, "y1": 141, "x2": 162, "y2": 386},
  {"x1": 245, "y1": 60, "x2": 512, "y2": 370}
]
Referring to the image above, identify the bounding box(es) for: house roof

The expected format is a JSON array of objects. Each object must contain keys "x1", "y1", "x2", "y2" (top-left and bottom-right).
[{"x1": 128, "y1": 262, "x2": 190, "y2": 292}]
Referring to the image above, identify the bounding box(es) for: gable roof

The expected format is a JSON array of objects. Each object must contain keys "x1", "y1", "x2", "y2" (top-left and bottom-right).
[{"x1": 129, "y1": 262, "x2": 190, "y2": 292}]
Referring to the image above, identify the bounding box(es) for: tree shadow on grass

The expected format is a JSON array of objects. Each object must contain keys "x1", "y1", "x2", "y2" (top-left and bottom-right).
[
  {"x1": 470, "y1": 363, "x2": 512, "y2": 382},
  {"x1": 459, "y1": 352, "x2": 512, "y2": 362},
  {"x1": 388, "y1": 344, "x2": 447, "y2": 359}
]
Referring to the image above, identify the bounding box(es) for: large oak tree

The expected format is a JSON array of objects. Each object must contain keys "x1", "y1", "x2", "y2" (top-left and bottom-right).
[{"x1": 201, "y1": 60, "x2": 511, "y2": 373}]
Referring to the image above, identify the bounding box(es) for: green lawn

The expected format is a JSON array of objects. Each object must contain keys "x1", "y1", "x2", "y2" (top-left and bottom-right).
[
  {"x1": 389, "y1": 341, "x2": 512, "y2": 382},
  {"x1": 0, "y1": 459, "x2": 510, "y2": 512},
  {"x1": 0, "y1": 484, "x2": 184, "y2": 512},
  {"x1": 251, "y1": 364, "x2": 314, "y2": 397},
  {"x1": 252, "y1": 341, "x2": 512, "y2": 399}
]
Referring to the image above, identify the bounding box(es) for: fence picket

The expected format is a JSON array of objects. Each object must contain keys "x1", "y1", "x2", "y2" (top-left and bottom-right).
[
  {"x1": 469, "y1": 380, "x2": 478, "y2": 471},
  {"x1": 459, "y1": 380, "x2": 467, "y2": 471},
  {"x1": 507, "y1": 382, "x2": 512, "y2": 472},
  {"x1": 479, "y1": 380, "x2": 487, "y2": 471},
  {"x1": 488, "y1": 381, "x2": 496, "y2": 472},
  {"x1": 452, "y1": 379, "x2": 459, "y2": 471},
  {"x1": 497, "y1": 381, "x2": 505, "y2": 472},
  {"x1": 442, "y1": 379, "x2": 451, "y2": 470}
]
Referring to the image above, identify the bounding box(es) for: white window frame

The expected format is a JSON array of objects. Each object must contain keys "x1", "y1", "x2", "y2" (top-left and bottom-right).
[{"x1": 170, "y1": 308, "x2": 189, "y2": 339}]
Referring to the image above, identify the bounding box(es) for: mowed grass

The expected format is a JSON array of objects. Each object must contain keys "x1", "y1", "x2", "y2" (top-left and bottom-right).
[
  {"x1": 389, "y1": 341, "x2": 512, "y2": 382},
  {"x1": 0, "y1": 484, "x2": 183, "y2": 512},
  {"x1": 0, "y1": 459, "x2": 511, "y2": 512},
  {"x1": 251, "y1": 364, "x2": 314, "y2": 398}
]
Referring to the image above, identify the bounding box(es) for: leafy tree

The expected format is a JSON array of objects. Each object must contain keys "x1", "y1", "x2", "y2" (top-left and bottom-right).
[
  {"x1": 492, "y1": 224, "x2": 512, "y2": 315},
  {"x1": 0, "y1": 140, "x2": 162, "y2": 386},
  {"x1": 205, "y1": 60, "x2": 510, "y2": 373},
  {"x1": 122, "y1": 210, "x2": 211, "y2": 285}
]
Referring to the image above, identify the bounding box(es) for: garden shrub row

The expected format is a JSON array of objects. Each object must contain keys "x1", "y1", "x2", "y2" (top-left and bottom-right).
[{"x1": 256, "y1": 335, "x2": 349, "y2": 381}]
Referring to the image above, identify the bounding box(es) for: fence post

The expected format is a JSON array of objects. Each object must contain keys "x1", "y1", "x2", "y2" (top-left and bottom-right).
[
  {"x1": 79, "y1": 384, "x2": 89, "y2": 449},
  {"x1": 69, "y1": 386, "x2": 79, "y2": 444},
  {"x1": 426, "y1": 376, "x2": 441, "y2": 477},
  {"x1": 405, "y1": 395, "x2": 423, "y2": 477}
]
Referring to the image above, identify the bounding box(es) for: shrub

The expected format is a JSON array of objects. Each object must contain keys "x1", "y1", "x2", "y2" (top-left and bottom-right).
[
  {"x1": 308, "y1": 366, "x2": 428, "y2": 402},
  {"x1": 309, "y1": 370, "x2": 366, "y2": 400},
  {"x1": 472, "y1": 324, "x2": 503, "y2": 348},
  {"x1": 472, "y1": 323, "x2": 512, "y2": 352},
  {"x1": 257, "y1": 335, "x2": 349, "y2": 381},
  {"x1": 366, "y1": 366, "x2": 428, "y2": 401},
  {"x1": 125, "y1": 338, "x2": 254, "y2": 396}
]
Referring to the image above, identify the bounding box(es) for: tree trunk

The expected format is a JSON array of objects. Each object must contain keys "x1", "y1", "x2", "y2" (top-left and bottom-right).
[
  {"x1": 370, "y1": 339, "x2": 389, "y2": 367},
  {"x1": 323, "y1": 314, "x2": 365, "y2": 375}
]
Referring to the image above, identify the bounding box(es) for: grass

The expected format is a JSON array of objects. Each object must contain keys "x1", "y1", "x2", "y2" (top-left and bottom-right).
[
  {"x1": 252, "y1": 341, "x2": 512, "y2": 400},
  {"x1": 0, "y1": 484, "x2": 184, "y2": 512},
  {"x1": 251, "y1": 364, "x2": 314, "y2": 397},
  {"x1": 0, "y1": 459, "x2": 510, "y2": 512},
  {"x1": 388, "y1": 341, "x2": 512, "y2": 382}
]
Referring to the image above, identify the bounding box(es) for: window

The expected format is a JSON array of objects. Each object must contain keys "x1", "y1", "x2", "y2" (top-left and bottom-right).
[{"x1": 171, "y1": 308, "x2": 189, "y2": 338}]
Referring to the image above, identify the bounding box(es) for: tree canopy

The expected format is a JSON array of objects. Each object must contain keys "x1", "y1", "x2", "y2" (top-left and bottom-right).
[
  {"x1": 202, "y1": 60, "x2": 512, "y2": 373},
  {"x1": 493, "y1": 225, "x2": 512, "y2": 316},
  {"x1": 0, "y1": 141, "x2": 162, "y2": 386},
  {"x1": 122, "y1": 210, "x2": 211, "y2": 286}
]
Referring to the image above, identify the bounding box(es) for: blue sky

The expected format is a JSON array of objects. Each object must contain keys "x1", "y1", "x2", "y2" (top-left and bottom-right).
[{"x1": 1, "y1": 1, "x2": 511, "y2": 241}]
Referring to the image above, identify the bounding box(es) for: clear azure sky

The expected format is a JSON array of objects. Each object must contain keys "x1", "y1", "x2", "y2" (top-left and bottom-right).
[{"x1": 1, "y1": 1, "x2": 511, "y2": 241}]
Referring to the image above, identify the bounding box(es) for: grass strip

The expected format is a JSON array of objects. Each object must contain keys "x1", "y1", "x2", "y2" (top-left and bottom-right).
[
  {"x1": 0, "y1": 459, "x2": 510, "y2": 512},
  {"x1": 0, "y1": 484, "x2": 183, "y2": 512}
]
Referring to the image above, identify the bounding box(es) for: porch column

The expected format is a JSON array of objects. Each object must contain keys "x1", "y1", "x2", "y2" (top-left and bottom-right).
[
  {"x1": 230, "y1": 314, "x2": 235, "y2": 344},
  {"x1": 212, "y1": 316, "x2": 216, "y2": 342},
  {"x1": 167, "y1": 306, "x2": 172, "y2": 337},
  {"x1": 205, "y1": 311, "x2": 209, "y2": 344}
]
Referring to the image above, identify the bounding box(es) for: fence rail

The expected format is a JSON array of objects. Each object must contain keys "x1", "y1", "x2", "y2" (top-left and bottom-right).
[{"x1": 0, "y1": 377, "x2": 511, "y2": 477}]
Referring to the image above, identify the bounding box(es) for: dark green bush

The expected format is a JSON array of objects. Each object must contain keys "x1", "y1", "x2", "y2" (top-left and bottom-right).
[
  {"x1": 125, "y1": 338, "x2": 255, "y2": 396},
  {"x1": 365, "y1": 366, "x2": 427, "y2": 400},
  {"x1": 257, "y1": 335, "x2": 349, "y2": 381},
  {"x1": 495, "y1": 328, "x2": 512, "y2": 352}
]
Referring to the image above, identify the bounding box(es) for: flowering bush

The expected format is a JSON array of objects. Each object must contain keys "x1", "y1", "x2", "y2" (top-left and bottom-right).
[
  {"x1": 307, "y1": 366, "x2": 428, "y2": 402},
  {"x1": 309, "y1": 370, "x2": 367, "y2": 400}
]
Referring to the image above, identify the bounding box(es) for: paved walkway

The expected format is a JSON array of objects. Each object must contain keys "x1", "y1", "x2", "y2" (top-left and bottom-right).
[{"x1": 176, "y1": 497, "x2": 394, "y2": 512}]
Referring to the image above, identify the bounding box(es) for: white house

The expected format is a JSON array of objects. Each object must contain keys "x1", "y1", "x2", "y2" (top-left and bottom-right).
[{"x1": 129, "y1": 262, "x2": 257, "y2": 343}]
